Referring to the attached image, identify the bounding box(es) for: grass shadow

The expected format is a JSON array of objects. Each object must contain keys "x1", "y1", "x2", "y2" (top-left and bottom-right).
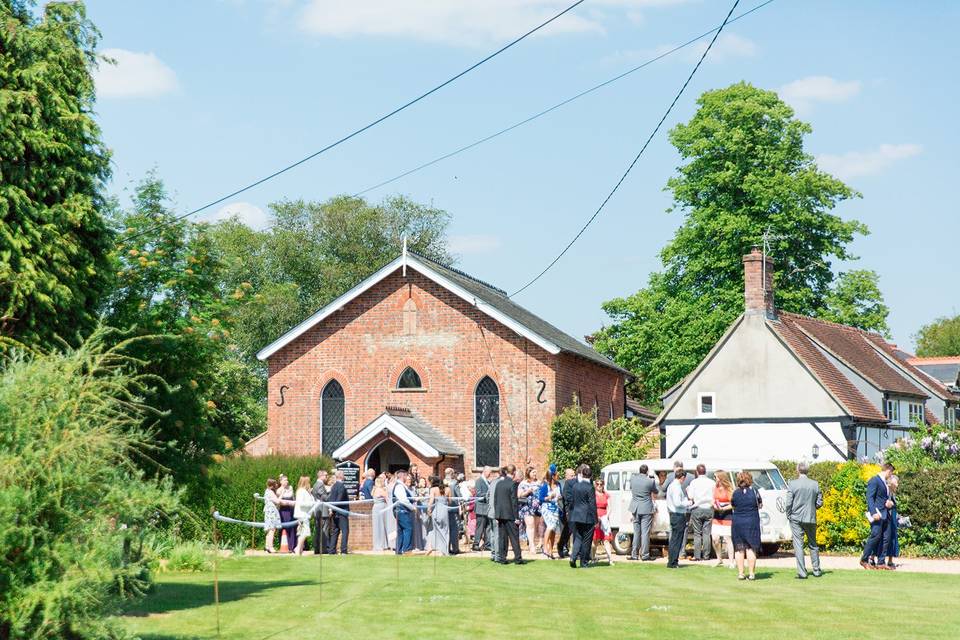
[{"x1": 121, "y1": 579, "x2": 314, "y2": 616}]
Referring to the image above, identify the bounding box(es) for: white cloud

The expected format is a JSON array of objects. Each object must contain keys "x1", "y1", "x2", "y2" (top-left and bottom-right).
[
  {"x1": 817, "y1": 144, "x2": 923, "y2": 180},
  {"x1": 298, "y1": 0, "x2": 689, "y2": 47},
  {"x1": 205, "y1": 202, "x2": 271, "y2": 230},
  {"x1": 778, "y1": 76, "x2": 861, "y2": 114},
  {"x1": 448, "y1": 234, "x2": 503, "y2": 255},
  {"x1": 94, "y1": 48, "x2": 178, "y2": 99}
]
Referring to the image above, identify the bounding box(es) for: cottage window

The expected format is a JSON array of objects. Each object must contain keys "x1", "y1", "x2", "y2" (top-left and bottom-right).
[
  {"x1": 321, "y1": 380, "x2": 345, "y2": 453},
  {"x1": 397, "y1": 366, "x2": 423, "y2": 389},
  {"x1": 907, "y1": 402, "x2": 924, "y2": 425},
  {"x1": 946, "y1": 405, "x2": 958, "y2": 428},
  {"x1": 698, "y1": 392, "x2": 715, "y2": 417},
  {"x1": 884, "y1": 399, "x2": 900, "y2": 425},
  {"x1": 475, "y1": 376, "x2": 500, "y2": 467}
]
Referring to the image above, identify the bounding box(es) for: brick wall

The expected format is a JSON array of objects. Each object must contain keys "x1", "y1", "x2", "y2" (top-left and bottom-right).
[{"x1": 265, "y1": 267, "x2": 624, "y2": 475}]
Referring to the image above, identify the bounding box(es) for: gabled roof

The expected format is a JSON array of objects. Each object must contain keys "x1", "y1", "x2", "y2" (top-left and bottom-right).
[
  {"x1": 625, "y1": 398, "x2": 658, "y2": 423},
  {"x1": 331, "y1": 409, "x2": 464, "y2": 460},
  {"x1": 780, "y1": 313, "x2": 927, "y2": 398},
  {"x1": 868, "y1": 341, "x2": 960, "y2": 402},
  {"x1": 769, "y1": 315, "x2": 888, "y2": 423},
  {"x1": 906, "y1": 356, "x2": 960, "y2": 389},
  {"x1": 256, "y1": 251, "x2": 628, "y2": 374}
]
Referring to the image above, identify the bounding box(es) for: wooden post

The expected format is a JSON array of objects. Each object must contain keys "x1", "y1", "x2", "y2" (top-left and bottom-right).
[{"x1": 213, "y1": 514, "x2": 221, "y2": 638}]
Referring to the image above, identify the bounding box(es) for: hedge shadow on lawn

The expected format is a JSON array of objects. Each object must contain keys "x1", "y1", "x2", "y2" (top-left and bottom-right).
[{"x1": 123, "y1": 579, "x2": 314, "y2": 616}]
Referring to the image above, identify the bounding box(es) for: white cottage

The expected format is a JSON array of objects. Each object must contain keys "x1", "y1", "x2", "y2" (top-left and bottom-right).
[{"x1": 654, "y1": 248, "x2": 960, "y2": 462}]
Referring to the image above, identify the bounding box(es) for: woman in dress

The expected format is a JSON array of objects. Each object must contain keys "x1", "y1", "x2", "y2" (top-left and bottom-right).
[
  {"x1": 517, "y1": 466, "x2": 542, "y2": 557},
  {"x1": 540, "y1": 468, "x2": 562, "y2": 559},
  {"x1": 293, "y1": 475, "x2": 316, "y2": 556},
  {"x1": 592, "y1": 478, "x2": 615, "y2": 565},
  {"x1": 371, "y1": 475, "x2": 391, "y2": 552},
  {"x1": 731, "y1": 471, "x2": 762, "y2": 580},
  {"x1": 263, "y1": 478, "x2": 282, "y2": 553},
  {"x1": 384, "y1": 473, "x2": 398, "y2": 550},
  {"x1": 711, "y1": 470, "x2": 735, "y2": 569},
  {"x1": 425, "y1": 476, "x2": 450, "y2": 556},
  {"x1": 276, "y1": 474, "x2": 297, "y2": 553}
]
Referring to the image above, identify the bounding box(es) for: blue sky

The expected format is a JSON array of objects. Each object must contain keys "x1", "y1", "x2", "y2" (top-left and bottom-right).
[{"x1": 87, "y1": 0, "x2": 959, "y2": 351}]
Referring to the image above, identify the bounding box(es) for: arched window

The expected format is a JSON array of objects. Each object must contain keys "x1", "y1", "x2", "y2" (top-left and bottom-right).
[
  {"x1": 475, "y1": 376, "x2": 500, "y2": 467},
  {"x1": 397, "y1": 366, "x2": 422, "y2": 389},
  {"x1": 321, "y1": 380, "x2": 345, "y2": 453}
]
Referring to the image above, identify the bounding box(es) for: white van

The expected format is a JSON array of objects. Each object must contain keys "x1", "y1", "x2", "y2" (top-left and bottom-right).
[{"x1": 600, "y1": 458, "x2": 792, "y2": 556}]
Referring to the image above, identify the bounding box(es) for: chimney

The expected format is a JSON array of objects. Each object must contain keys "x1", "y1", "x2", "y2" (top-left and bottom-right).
[{"x1": 743, "y1": 246, "x2": 775, "y2": 318}]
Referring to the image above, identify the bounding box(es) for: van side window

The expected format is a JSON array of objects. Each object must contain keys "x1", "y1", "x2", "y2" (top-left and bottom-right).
[{"x1": 606, "y1": 472, "x2": 621, "y2": 491}]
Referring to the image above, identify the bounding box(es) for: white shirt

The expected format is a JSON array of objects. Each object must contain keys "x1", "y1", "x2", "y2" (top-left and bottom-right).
[
  {"x1": 666, "y1": 481, "x2": 690, "y2": 514},
  {"x1": 687, "y1": 476, "x2": 715, "y2": 510},
  {"x1": 393, "y1": 482, "x2": 412, "y2": 509}
]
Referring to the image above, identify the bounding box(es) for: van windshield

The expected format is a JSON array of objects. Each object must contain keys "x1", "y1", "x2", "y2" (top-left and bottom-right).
[{"x1": 747, "y1": 468, "x2": 787, "y2": 491}]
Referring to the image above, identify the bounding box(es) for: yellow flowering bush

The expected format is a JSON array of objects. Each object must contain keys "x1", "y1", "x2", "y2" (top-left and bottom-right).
[{"x1": 815, "y1": 462, "x2": 871, "y2": 549}]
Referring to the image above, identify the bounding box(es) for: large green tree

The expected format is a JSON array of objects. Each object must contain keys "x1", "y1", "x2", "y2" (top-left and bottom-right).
[
  {"x1": 914, "y1": 315, "x2": 960, "y2": 357},
  {"x1": 0, "y1": 0, "x2": 113, "y2": 346},
  {"x1": 209, "y1": 194, "x2": 453, "y2": 368},
  {"x1": 103, "y1": 174, "x2": 260, "y2": 483},
  {"x1": 593, "y1": 83, "x2": 889, "y2": 405}
]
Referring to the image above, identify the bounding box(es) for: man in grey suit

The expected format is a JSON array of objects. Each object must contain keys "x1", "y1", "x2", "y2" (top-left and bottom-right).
[
  {"x1": 311, "y1": 469, "x2": 330, "y2": 555},
  {"x1": 486, "y1": 468, "x2": 502, "y2": 562},
  {"x1": 628, "y1": 464, "x2": 658, "y2": 561},
  {"x1": 785, "y1": 461, "x2": 824, "y2": 579}
]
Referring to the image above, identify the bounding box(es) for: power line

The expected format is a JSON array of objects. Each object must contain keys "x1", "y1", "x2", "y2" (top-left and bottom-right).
[
  {"x1": 508, "y1": 0, "x2": 744, "y2": 299},
  {"x1": 353, "y1": 0, "x2": 775, "y2": 197},
  {"x1": 124, "y1": 0, "x2": 588, "y2": 243}
]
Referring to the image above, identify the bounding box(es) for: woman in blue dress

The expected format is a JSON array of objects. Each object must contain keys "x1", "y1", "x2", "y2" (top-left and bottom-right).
[{"x1": 730, "y1": 471, "x2": 762, "y2": 581}]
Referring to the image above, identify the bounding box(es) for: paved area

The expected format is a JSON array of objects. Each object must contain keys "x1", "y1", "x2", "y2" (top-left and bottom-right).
[{"x1": 251, "y1": 548, "x2": 960, "y2": 574}]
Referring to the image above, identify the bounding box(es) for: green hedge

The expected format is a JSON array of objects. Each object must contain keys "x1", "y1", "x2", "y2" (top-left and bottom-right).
[
  {"x1": 896, "y1": 465, "x2": 960, "y2": 557},
  {"x1": 773, "y1": 459, "x2": 840, "y2": 488},
  {"x1": 185, "y1": 454, "x2": 333, "y2": 548}
]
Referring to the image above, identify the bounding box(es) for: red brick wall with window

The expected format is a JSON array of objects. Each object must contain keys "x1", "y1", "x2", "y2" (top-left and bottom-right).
[{"x1": 265, "y1": 267, "x2": 625, "y2": 473}]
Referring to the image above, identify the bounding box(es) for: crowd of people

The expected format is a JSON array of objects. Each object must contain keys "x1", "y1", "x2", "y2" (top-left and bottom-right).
[{"x1": 258, "y1": 458, "x2": 904, "y2": 578}]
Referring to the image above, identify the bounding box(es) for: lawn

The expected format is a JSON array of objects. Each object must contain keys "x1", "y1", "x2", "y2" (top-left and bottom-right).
[{"x1": 120, "y1": 555, "x2": 960, "y2": 639}]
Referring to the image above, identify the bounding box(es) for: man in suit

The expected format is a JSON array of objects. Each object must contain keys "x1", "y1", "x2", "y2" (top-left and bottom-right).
[
  {"x1": 628, "y1": 464, "x2": 658, "y2": 561},
  {"x1": 392, "y1": 469, "x2": 414, "y2": 554},
  {"x1": 472, "y1": 467, "x2": 491, "y2": 552},
  {"x1": 486, "y1": 467, "x2": 502, "y2": 562},
  {"x1": 311, "y1": 470, "x2": 329, "y2": 555},
  {"x1": 785, "y1": 461, "x2": 823, "y2": 578},
  {"x1": 861, "y1": 462, "x2": 895, "y2": 570},
  {"x1": 326, "y1": 470, "x2": 350, "y2": 554},
  {"x1": 567, "y1": 464, "x2": 598, "y2": 569},
  {"x1": 494, "y1": 464, "x2": 524, "y2": 564},
  {"x1": 557, "y1": 467, "x2": 575, "y2": 559}
]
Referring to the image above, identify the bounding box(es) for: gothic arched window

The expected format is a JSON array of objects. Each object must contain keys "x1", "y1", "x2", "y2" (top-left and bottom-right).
[
  {"x1": 475, "y1": 376, "x2": 500, "y2": 467},
  {"x1": 321, "y1": 380, "x2": 345, "y2": 453},
  {"x1": 397, "y1": 366, "x2": 422, "y2": 389}
]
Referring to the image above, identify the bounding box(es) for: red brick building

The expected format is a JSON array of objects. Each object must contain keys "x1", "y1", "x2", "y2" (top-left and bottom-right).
[{"x1": 256, "y1": 250, "x2": 629, "y2": 475}]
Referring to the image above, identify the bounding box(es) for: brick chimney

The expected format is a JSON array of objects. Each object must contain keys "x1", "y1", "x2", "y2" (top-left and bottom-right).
[{"x1": 742, "y1": 246, "x2": 775, "y2": 317}]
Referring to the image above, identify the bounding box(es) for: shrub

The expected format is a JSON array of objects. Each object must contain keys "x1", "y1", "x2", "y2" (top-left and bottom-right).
[
  {"x1": 816, "y1": 462, "x2": 870, "y2": 549},
  {"x1": 162, "y1": 542, "x2": 212, "y2": 573},
  {"x1": 0, "y1": 329, "x2": 180, "y2": 639},
  {"x1": 772, "y1": 460, "x2": 840, "y2": 488},
  {"x1": 883, "y1": 423, "x2": 960, "y2": 468},
  {"x1": 185, "y1": 453, "x2": 333, "y2": 547},
  {"x1": 549, "y1": 404, "x2": 604, "y2": 474},
  {"x1": 895, "y1": 465, "x2": 960, "y2": 557},
  {"x1": 601, "y1": 417, "x2": 658, "y2": 467}
]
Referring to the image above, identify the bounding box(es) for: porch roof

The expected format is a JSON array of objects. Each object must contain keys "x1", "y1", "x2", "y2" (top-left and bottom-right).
[{"x1": 330, "y1": 408, "x2": 464, "y2": 461}]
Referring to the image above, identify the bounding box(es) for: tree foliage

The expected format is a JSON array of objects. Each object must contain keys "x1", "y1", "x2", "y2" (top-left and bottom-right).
[
  {"x1": 549, "y1": 404, "x2": 656, "y2": 473},
  {"x1": 102, "y1": 174, "x2": 260, "y2": 484},
  {"x1": 0, "y1": 0, "x2": 113, "y2": 346},
  {"x1": 209, "y1": 194, "x2": 453, "y2": 367},
  {"x1": 0, "y1": 328, "x2": 180, "y2": 639},
  {"x1": 914, "y1": 314, "x2": 960, "y2": 357},
  {"x1": 593, "y1": 83, "x2": 887, "y2": 404},
  {"x1": 820, "y1": 270, "x2": 891, "y2": 336}
]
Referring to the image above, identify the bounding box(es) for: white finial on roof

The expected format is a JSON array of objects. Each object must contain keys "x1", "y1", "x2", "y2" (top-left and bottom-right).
[{"x1": 402, "y1": 235, "x2": 407, "y2": 277}]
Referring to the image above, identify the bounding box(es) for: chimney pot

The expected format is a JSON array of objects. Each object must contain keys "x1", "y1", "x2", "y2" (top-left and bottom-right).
[{"x1": 743, "y1": 248, "x2": 775, "y2": 318}]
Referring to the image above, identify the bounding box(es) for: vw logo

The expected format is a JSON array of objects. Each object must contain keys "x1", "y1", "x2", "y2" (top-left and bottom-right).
[{"x1": 776, "y1": 496, "x2": 786, "y2": 513}]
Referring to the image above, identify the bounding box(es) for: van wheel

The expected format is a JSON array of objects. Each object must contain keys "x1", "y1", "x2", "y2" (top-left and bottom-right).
[
  {"x1": 611, "y1": 529, "x2": 632, "y2": 555},
  {"x1": 760, "y1": 543, "x2": 780, "y2": 557}
]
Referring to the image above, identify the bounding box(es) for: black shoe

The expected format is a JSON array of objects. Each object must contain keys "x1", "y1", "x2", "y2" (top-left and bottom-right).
[
  {"x1": 641, "y1": 557, "x2": 654, "y2": 562},
  {"x1": 796, "y1": 575, "x2": 807, "y2": 580},
  {"x1": 514, "y1": 559, "x2": 528, "y2": 565},
  {"x1": 628, "y1": 556, "x2": 638, "y2": 561},
  {"x1": 497, "y1": 560, "x2": 509, "y2": 565},
  {"x1": 812, "y1": 571, "x2": 823, "y2": 577},
  {"x1": 569, "y1": 560, "x2": 577, "y2": 569}
]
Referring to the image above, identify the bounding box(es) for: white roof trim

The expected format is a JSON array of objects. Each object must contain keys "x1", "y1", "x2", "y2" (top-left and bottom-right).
[
  {"x1": 331, "y1": 413, "x2": 439, "y2": 460},
  {"x1": 256, "y1": 254, "x2": 561, "y2": 361}
]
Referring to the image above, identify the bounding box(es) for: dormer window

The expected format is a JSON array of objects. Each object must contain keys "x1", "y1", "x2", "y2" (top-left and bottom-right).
[
  {"x1": 885, "y1": 399, "x2": 900, "y2": 425},
  {"x1": 698, "y1": 392, "x2": 715, "y2": 417},
  {"x1": 907, "y1": 402, "x2": 923, "y2": 425},
  {"x1": 397, "y1": 367, "x2": 423, "y2": 390}
]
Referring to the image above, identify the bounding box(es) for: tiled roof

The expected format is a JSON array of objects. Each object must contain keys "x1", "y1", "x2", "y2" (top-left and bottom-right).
[
  {"x1": 868, "y1": 339, "x2": 960, "y2": 401},
  {"x1": 414, "y1": 252, "x2": 630, "y2": 375},
  {"x1": 906, "y1": 357, "x2": 960, "y2": 388},
  {"x1": 780, "y1": 313, "x2": 927, "y2": 398},
  {"x1": 386, "y1": 407, "x2": 464, "y2": 455},
  {"x1": 769, "y1": 315, "x2": 888, "y2": 423},
  {"x1": 625, "y1": 398, "x2": 658, "y2": 423}
]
